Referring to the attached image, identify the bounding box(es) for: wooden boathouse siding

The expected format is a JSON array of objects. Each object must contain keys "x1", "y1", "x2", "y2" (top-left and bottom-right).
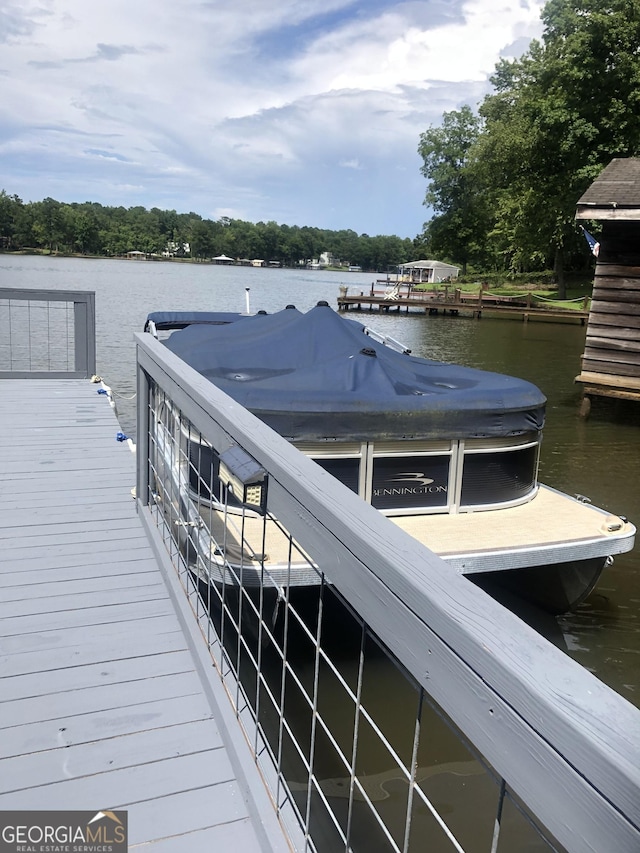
[{"x1": 575, "y1": 158, "x2": 640, "y2": 404}]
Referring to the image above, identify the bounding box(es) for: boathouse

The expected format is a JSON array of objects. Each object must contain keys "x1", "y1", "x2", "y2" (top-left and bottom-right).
[
  {"x1": 575, "y1": 158, "x2": 640, "y2": 407},
  {"x1": 398, "y1": 259, "x2": 460, "y2": 284}
]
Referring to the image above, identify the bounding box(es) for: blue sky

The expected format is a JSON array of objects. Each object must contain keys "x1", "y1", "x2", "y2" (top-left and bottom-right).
[{"x1": 0, "y1": 0, "x2": 544, "y2": 238}]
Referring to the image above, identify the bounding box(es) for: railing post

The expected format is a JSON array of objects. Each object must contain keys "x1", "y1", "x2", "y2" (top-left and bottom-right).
[
  {"x1": 73, "y1": 293, "x2": 96, "y2": 377},
  {"x1": 136, "y1": 349, "x2": 150, "y2": 508}
]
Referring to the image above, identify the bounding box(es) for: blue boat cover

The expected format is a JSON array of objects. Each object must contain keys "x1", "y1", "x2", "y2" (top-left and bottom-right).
[
  {"x1": 158, "y1": 303, "x2": 546, "y2": 441},
  {"x1": 145, "y1": 311, "x2": 244, "y2": 331}
]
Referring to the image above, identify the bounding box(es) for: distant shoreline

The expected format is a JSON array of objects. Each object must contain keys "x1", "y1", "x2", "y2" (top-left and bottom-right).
[{"x1": 0, "y1": 249, "x2": 357, "y2": 272}]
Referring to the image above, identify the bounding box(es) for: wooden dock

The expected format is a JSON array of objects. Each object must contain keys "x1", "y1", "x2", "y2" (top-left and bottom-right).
[
  {"x1": 0, "y1": 378, "x2": 287, "y2": 851},
  {"x1": 337, "y1": 286, "x2": 589, "y2": 323}
]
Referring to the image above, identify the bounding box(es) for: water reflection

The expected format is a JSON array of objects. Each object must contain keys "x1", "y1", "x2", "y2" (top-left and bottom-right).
[{"x1": 213, "y1": 581, "x2": 562, "y2": 852}]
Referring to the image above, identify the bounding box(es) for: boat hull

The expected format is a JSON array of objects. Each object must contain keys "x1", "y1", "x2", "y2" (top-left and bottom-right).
[{"x1": 471, "y1": 557, "x2": 609, "y2": 614}]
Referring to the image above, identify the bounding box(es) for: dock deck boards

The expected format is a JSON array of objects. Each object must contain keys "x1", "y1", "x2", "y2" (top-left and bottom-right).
[{"x1": 0, "y1": 379, "x2": 285, "y2": 851}]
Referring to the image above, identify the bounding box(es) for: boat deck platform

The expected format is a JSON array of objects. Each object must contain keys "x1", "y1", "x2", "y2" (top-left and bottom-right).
[
  {"x1": 201, "y1": 482, "x2": 634, "y2": 605},
  {"x1": 0, "y1": 379, "x2": 287, "y2": 852},
  {"x1": 393, "y1": 485, "x2": 634, "y2": 572}
]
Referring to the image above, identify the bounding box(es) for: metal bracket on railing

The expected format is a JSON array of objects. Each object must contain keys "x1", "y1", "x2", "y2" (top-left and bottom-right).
[
  {"x1": 174, "y1": 518, "x2": 204, "y2": 530},
  {"x1": 271, "y1": 586, "x2": 287, "y2": 628}
]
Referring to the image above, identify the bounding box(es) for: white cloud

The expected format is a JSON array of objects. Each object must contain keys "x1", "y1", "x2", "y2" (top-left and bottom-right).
[
  {"x1": 339, "y1": 159, "x2": 363, "y2": 170},
  {"x1": 0, "y1": 0, "x2": 545, "y2": 236}
]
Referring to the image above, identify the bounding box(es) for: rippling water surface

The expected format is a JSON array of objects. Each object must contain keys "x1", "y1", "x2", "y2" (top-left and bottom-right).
[{"x1": 3, "y1": 254, "x2": 638, "y2": 706}]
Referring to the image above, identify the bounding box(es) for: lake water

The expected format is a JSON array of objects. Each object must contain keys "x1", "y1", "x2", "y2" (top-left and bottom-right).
[{"x1": 2, "y1": 254, "x2": 639, "y2": 708}]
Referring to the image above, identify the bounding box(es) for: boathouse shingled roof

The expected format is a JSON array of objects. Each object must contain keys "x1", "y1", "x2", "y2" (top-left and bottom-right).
[{"x1": 576, "y1": 158, "x2": 640, "y2": 219}]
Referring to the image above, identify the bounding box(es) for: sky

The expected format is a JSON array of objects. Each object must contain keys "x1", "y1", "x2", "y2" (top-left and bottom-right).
[{"x1": 0, "y1": 0, "x2": 545, "y2": 239}]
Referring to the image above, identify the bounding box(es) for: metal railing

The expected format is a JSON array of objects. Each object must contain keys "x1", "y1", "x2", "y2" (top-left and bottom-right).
[
  {"x1": 0, "y1": 287, "x2": 96, "y2": 378},
  {"x1": 135, "y1": 331, "x2": 640, "y2": 853}
]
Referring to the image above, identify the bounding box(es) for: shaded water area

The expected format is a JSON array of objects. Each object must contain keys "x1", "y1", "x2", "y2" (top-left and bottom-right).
[
  {"x1": 2, "y1": 254, "x2": 638, "y2": 711},
  {"x1": 202, "y1": 580, "x2": 561, "y2": 852}
]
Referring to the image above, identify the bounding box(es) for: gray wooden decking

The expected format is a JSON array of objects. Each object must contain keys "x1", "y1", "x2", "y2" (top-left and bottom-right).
[{"x1": 0, "y1": 379, "x2": 287, "y2": 851}]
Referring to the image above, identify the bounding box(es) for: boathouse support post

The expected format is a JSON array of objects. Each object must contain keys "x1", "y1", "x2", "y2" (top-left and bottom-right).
[{"x1": 579, "y1": 394, "x2": 592, "y2": 418}]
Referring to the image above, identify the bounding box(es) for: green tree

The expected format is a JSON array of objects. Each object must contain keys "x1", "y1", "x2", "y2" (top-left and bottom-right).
[
  {"x1": 330, "y1": 229, "x2": 360, "y2": 266},
  {"x1": 417, "y1": 106, "x2": 489, "y2": 273},
  {"x1": 72, "y1": 206, "x2": 101, "y2": 254},
  {"x1": 32, "y1": 197, "x2": 64, "y2": 252},
  {"x1": 13, "y1": 201, "x2": 38, "y2": 248},
  {"x1": 298, "y1": 226, "x2": 322, "y2": 264},
  {"x1": 364, "y1": 235, "x2": 409, "y2": 272},
  {"x1": 190, "y1": 219, "x2": 217, "y2": 260},
  {"x1": 177, "y1": 212, "x2": 204, "y2": 258},
  {"x1": 0, "y1": 190, "x2": 22, "y2": 248},
  {"x1": 0, "y1": 193, "x2": 419, "y2": 266},
  {"x1": 418, "y1": 0, "x2": 640, "y2": 290},
  {"x1": 478, "y1": 0, "x2": 640, "y2": 292},
  {"x1": 279, "y1": 225, "x2": 307, "y2": 266}
]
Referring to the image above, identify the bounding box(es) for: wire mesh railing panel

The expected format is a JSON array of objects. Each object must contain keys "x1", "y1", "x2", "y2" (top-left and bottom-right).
[
  {"x1": 0, "y1": 297, "x2": 75, "y2": 372},
  {"x1": 141, "y1": 374, "x2": 568, "y2": 853}
]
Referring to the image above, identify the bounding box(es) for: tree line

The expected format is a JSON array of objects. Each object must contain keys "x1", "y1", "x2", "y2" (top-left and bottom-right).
[
  {"x1": 0, "y1": 192, "x2": 417, "y2": 272},
  {"x1": 417, "y1": 0, "x2": 640, "y2": 296}
]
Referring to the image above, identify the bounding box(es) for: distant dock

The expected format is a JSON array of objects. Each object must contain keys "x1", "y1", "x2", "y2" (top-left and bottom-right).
[{"x1": 337, "y1": 283, "x2": 590, "y2": 323}]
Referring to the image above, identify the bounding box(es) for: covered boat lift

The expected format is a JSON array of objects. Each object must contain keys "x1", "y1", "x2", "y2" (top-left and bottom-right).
[{"x1": 398, "y1": 259, "x2": 461, "y2": 284}]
